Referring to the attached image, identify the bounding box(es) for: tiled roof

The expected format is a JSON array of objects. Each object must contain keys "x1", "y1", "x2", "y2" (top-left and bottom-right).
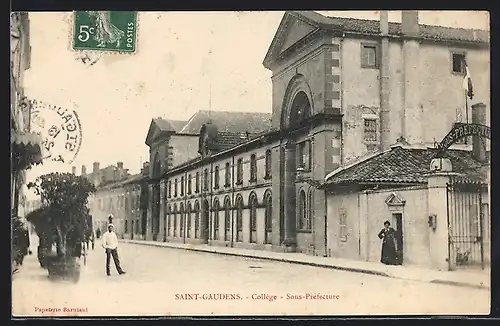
[
  {"x1": 326, "y1": 146, "x2": 484, "y2": 185},
  {"x1": 98, "y1": 173, "x2": 143, "y2": 190},
  {"x1": 179, "y1": 110, "x2": 272, "y2": 134},
  {"x1": 291, "y1": 11, "x2": 489, "y2": 44}
]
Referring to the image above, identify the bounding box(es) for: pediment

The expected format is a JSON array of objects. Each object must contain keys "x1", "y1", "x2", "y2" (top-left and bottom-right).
[
  {"x1": 145, "y1": 119, "x2": 171, "y2": 147},
  {"x1": 385, "y1": 192, "x2": 406, "y2": 207},
  {"x1": 263, "y1": 12, "x2": 321, "y2": 70}
]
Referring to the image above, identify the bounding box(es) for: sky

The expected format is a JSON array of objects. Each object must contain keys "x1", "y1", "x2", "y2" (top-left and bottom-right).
[{"x1": 23, "y1": 10, "x2": 490, "y2": 194}]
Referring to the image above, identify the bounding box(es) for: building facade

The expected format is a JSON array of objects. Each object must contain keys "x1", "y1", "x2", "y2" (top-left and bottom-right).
[
  {"x1": 11, "y1": 12, "x2": 44, "y2": 219},
  {"x1": 140, "y1": 11, "x2": 489, "y2": 270}
]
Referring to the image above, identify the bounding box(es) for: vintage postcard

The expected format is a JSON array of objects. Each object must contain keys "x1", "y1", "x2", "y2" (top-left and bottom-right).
[{"x1": 11, "y1": 10, "x2": 491, "y2": 317}]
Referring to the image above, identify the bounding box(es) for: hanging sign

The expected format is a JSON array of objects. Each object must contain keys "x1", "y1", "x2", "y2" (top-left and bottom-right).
[{"x1": 27, "y1": 99, "x2": 83, "y2": 164}]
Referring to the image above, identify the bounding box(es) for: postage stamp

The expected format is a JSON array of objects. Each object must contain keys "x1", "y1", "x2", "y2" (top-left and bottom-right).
[{"x1": 72, "y1": 11, "x2": 137, "y2": 53}]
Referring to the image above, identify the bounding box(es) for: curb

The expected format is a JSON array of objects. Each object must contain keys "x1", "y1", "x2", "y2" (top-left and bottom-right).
[
  {"x1": 123, "y1": 240, "x2": 391, "y2": 278},
  {"x1": 429, "y1": 279, "x2": 490, "y2": 290}
]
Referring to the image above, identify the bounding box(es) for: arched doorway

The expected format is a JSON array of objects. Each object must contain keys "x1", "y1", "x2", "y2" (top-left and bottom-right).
[
  {"x1": 202, "y1": 199, "x2": 210, "y2": 243},
  {"x1": 281, "y1": 88, "x2": 312, "y2": 249},
  {"x1": 151, "y1": 155, "x2": 161, "y2": 241}
]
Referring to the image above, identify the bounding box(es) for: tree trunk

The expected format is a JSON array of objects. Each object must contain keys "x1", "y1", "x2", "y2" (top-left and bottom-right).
[{"x1": 56, "y1": 226, "x2": 67, "y2": 257}]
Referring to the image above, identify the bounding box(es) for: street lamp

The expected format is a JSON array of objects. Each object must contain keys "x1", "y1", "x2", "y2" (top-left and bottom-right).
[{"x1": 295, "y1": 166, "x2": 329, "y2": 257}]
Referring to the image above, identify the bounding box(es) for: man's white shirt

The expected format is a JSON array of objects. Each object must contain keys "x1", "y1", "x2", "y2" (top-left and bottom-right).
[{"x1": 102, "y1": 231, "x2": 119, "y2": 250}]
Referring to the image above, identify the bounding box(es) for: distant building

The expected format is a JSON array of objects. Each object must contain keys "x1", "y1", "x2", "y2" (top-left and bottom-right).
[{"x1": 139, "y1": 11, "x2": 490, "y2": 271}]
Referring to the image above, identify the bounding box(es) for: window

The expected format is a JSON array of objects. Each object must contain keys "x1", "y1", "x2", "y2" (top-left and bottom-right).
[
  {"x1": 250, "y1": 154, "x2": 257, "y2": 182},
  {"x1": 236, "y1": 196, "x2": 243, "y2": 242},
  {"x1": 187, "y1": 203, "x2": 192, "y2": 238},
  {"x1": 339, "y1": 208, "x2": 348, "y2": 242},
  {"x1": 203, "y1": 168, "x2": 209, "y2": 191},
  {"x1": 194, "y1": 201, "x2": 200, "y2": 239},
  {"x1": 307, "y1": 189, "x2": 314, "y2": 231},
  {"x1": 265, "y1": 150, "x2": 272, "y2": 178},
  {"x1": 225, "y1": 162, "x2": 231, "y2": 187},
  {"x1": 124, "y1": 220, "x2": 128, "y2": 233},
  {"x1": 298, "y1": 190, "x2": 308, "y2": 231},
  {"x1": 264, "y1": 192, "x2": 272, "y2": 244},
  {"x1": 297, "y1": 141, "x2": 311, "y2": 171},
  {"x1": 361, "y1": 44, "x2": 378, "y2": 69},
  {"x1": 174, "y1": 178, "x2": 178, "y2": 197},
  {"x1": 125, "y1": 196, "x2": 129, "y2": 211},
  {"x1": 236, "y1": 158, "x2": 243, "y2": 185},
  {"x1": 214, "y1": 166, "x2": 220, "y2": 189},
  {"x1": 364, "y1": 119, "x2": 377, "y2": 142},
  {"x1": 452, "y1": 52, "x2": 466, "y2": 74},
  {"x1": 188, "y1": 174, "x2": 192, "y2": 194},
  {"x1": 180, "y1": 176, "x2": 184, "y2": 196},
  {"x1": 180, "y1": 203, "x2": 184, "y2": 236},
  {"x1": 195, "y1": 172, "x2": 200, "y2": 193},
  {"x1": 249, "y1": 194, "x2": 257, "y2": 243},
  {"x1": 173, "y1": 204, "x2": 178, "y2": 237},
  {"x1": 224, "y1": 197, "x2": 231, "y2": 241},
  {"x1": 167, "y1": 205, "x2": 172, "y2": 236},
  {"x1": 168, "y1": 181, "x2": 172, "y2": 198},
  {"x1": 213, "y1": 199, "x2": 220, "y2": 240}
]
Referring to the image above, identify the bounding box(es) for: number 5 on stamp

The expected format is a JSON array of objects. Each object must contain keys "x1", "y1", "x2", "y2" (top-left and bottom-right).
[{"x1": 72, "y1": 11, "x2": 137, "y2": 53}]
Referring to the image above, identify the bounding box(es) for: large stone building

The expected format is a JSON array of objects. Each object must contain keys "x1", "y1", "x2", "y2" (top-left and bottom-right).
[
  {"x1": 11, "y1": 12, "x2": 44, "y2": 219},
  {"x1": 148, "y1": 11, "x2": 491, "y2": 270}
]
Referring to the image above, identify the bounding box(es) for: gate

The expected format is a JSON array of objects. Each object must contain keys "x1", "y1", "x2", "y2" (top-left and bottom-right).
[{"x1": 446, "y1": 179, "x2": 485, "y2": 270}]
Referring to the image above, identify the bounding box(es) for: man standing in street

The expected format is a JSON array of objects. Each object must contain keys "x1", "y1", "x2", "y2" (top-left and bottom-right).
[{"x1": 101, "y1": 224, "x2": 126, "y2": 276}]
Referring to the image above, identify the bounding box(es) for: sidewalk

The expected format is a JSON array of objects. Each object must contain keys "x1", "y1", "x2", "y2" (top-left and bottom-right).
[{"x1": 122, "y1": 239, "x2": 490, "y2": 291}]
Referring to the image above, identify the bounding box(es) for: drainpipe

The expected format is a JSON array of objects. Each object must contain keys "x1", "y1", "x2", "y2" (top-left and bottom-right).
[
  {"x1": 183, "y1": 171, "x2": 187, "y2": 244},
  {"x1": 323, "y1": 184, "x2": 328, "y2": 257},
  {"x1": 231, "y1": 156, "x2": 235, "y2": 248},
  {"x1": 379, "y1": 11, "x2": 391, "y2": 151}
]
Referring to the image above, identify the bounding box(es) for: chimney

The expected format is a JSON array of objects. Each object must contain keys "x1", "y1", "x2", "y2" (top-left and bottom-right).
[
  {"x1": 142, "y1": 161, "x2": 150, "y2": 177},
  {"x1": 401, "y1": 10, "x2": 422, "y2": 144},
  {"x1": 117, "y1": 162, "x2": 124, "y2": 169},
  {"x1": 402, "y1": 11, "x2": 419, "y2": 38},
  {"x1": 93, "y1": 162, "x2": 100, "y2": 173},
  {"x1": 81, "y1": 165, "x2": 87, "y2": 176},
  {"x1": 471, "y1": 103, "x2": 488, "y2": 162},
  {"x1": 379, "y1": 11, "x2": 391, "y2": 151},
  {"x1": 72, "y1": 166, "x2": 76, "y2": 175}
]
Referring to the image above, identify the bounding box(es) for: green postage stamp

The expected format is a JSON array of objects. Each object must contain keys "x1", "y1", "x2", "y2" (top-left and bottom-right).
[{"x1": 72, "y1": 11, "x2": 137, "y2": 53}]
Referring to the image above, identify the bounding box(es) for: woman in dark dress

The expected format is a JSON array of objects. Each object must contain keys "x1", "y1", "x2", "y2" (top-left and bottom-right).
[{"x1": 378, "y1": 220, "x2": 398, "y2": 265}]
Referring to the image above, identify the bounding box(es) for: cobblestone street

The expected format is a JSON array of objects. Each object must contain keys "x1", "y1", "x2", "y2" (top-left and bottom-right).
[{"x1": 12, "y1": 237, "x2": 489, "y2": 316}]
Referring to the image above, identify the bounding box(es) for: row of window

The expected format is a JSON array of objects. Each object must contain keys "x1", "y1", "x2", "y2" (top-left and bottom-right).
[
  {"x1": 97, "y1": 192, "x2": 140, "y2": 213},
  {"x1": 361, "y1": 43, "x2": 470, "y2": 74},
  {"x1": 167, "y1": 150, "x2": 273, "y2": 198},
  {"x1": 165, "y1": 193, "x2": 273, "y2": 244}
]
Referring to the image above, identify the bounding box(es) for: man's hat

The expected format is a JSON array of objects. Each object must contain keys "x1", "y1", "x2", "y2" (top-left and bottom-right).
[{"x1": 108, "y1": 223, "x2": 114, "y2": 228}]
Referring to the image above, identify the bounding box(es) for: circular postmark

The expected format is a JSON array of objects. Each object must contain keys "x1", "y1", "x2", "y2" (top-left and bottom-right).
[{"x1": 27, "y1": 99, "x2": 83, "y2": 164}]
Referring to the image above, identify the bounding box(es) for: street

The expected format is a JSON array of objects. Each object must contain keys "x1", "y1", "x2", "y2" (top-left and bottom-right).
[{"x1": 12, "y1": 237, "x2": 490, "y2": 316}]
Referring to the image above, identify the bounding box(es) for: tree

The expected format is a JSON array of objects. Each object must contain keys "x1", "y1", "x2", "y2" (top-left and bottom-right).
[{"x1": 27, "y1": 172, "x2": 96, "y2": 257}]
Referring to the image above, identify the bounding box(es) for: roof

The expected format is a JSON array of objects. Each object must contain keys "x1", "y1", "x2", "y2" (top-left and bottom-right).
[
  {"x1": 98, "y1": 173, "x2": 143, "y2": 190},
  {"x1": 179, "y1": 110, "x2": 272, "y2": 134},
  {"x1": 168, "y1": 120, "x2": 188, "y2": 132},
  {"x1": 152, "y1": 118, "x2": 176, "y2": 132},
  {"x1": 264, "y1": 11, "x2": 489, "y2": 69},
  {"x1": 325, "y1": 146, "x2": 485, "y2": 185}
]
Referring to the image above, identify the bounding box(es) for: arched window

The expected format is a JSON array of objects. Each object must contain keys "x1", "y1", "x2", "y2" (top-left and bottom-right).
[
  {"x1": 179, "y1": 203, "x2": 185, "y2": 237},
  {"x1": 224, "y1": 197, "x2": 231, "y2": 241},
  {"x1": 187, "y1": 202, "x2": 192, "y2": 238},
  {"x1": 249, "y1": 193, "x2": 258, "y2": 243},
  {"x1": 225, "y1": 162, "x2": 231, "y2": 187},
  {"x1": 203, "y1": 168, "x2": 209, "y2": 191},
  {"x1": 173, "y1": 204, "x2": 178, "y2": 237},
  {"x1": 265, "y1": 150, "x2": 272, "y2": 178},
  {"x1": 213, "y1": 198, "x2": 220, "y2": 240},
  {"x1": 236, "y1": 195, "x2": 243, "y2": 242},
  {"x1": 308, "y1": 189, "x2": 314, "y2": 231},
  {"x1": 298, "y1": 190, "x2": 307, "y2": 230},
  {"x1": 264, "y1": 191, "x2": 272, "y2": 244},
  {"x1": 290, "y1": 91, "x2": 311, "y2": 128},
  {"x1": 194, "y1": 200, "x2": 200, "y2": 239},
  {"x1": 214, "y1": 166, "x2": 220, "y2": 189}
]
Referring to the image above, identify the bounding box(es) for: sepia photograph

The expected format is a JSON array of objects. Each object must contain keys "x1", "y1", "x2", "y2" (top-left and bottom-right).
[{"x1": 11, "y1": 10, "x2": 491, "y2": 317}]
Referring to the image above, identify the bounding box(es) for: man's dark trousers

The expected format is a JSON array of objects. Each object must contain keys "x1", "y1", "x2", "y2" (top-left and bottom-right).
[{"x1": 106, "y1": 248, "x2": 124, "y2": 275}]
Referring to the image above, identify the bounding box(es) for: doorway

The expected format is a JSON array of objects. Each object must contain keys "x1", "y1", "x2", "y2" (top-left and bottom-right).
[
  {"x1": 131, "y1": 221, "x2": 134, "y2": 240},
  {"x1": 392, "y1": 213, "x2": 404, "y2": 265},
  {"x1": 202, "y1": 199, "x2": 210, "y2": 244}
]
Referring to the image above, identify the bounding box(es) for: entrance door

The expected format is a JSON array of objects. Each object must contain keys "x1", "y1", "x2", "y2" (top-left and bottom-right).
[
  {"x1": 131, "y1": 221, "x2": 134, "y2": 240},
  {"x1": 392, "y1": 213, "x2": 404, "y2": 265},
  {"x1": 202, "y1": 200, "x2": 210, "y2": 244}
]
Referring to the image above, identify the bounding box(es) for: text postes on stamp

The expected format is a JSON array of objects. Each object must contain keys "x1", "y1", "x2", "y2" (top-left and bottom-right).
[
  {"x1": 73, "y1": 11, "x2": 137, "y2": 53},
  {"x1": 27, "y1": 99, "x2": 83, "y2": 164}
]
